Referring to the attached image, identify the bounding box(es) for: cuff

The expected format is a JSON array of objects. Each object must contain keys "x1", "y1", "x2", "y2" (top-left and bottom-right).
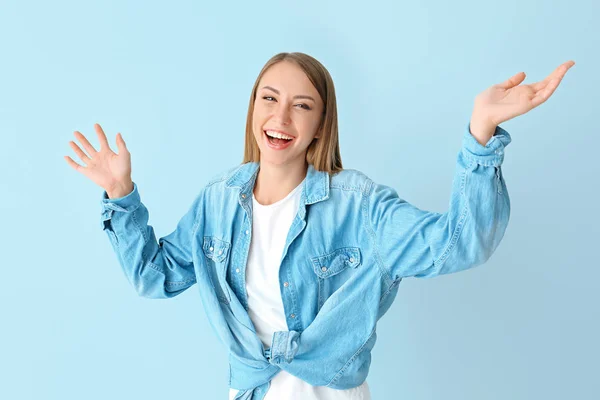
[
  {"x1": 100, "y1": 182, "x2": 141, "y2": 229},
  {"x1": 269, "y1": 331, "x2": 300, "y2": 365},
  {"x1": 462, "y1": 122, "x2": 512, "y2": 167},
  {"x1": 101, "y1": 182, "x2": 141, "y2": 212}
]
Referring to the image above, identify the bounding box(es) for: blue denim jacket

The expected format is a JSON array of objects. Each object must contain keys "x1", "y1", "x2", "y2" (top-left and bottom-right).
[{"x1": 100, "y1": 122, "x2": 511, "y2": 400}]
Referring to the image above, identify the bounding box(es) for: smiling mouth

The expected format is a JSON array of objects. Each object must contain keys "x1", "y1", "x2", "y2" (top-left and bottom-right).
[{"x1": 263, "y1": 130, "x2": 294, "y2": 144}]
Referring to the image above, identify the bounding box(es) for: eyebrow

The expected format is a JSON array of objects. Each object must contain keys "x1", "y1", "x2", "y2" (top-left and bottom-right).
[{"x1": 260, "y1": 86, "x2": 316, "y2": 102}]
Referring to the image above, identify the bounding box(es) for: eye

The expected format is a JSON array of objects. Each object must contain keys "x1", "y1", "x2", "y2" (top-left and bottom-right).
[{"x1": 261, "y1": 96, "x2": 311, "y2": 110}]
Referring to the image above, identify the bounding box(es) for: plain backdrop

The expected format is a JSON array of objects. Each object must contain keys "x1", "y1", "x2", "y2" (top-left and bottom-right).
[{"x1": 1, "y1": 0, "x2": 598, "y2": 399}]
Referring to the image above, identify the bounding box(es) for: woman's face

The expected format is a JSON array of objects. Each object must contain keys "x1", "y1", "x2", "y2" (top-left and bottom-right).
[{"x1": 252, "y1": 61, "x2": 324, "y2": 167}]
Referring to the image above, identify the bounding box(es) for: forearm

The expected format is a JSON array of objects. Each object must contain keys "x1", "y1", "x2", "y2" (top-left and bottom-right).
[
  {"x1": 367, "y1": 121, "x2": 512, "y2": 280},
  {"x1": 101, "y1": 182, "x2": 198, "y2": 299}
]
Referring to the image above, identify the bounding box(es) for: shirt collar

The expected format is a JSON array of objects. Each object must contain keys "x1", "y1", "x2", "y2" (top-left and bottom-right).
[{"x1": 225, "y1": 161, "x2": 330, "y2": 205}]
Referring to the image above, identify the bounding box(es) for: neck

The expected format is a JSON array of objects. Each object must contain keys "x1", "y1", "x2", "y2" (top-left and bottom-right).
[{"x1": 253, "y1": 158, "x2": 307, "y2": 206}]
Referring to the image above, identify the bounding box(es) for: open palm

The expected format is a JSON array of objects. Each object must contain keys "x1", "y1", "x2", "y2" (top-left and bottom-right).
[
  {"x1": 64, "y1": 123, "x2": 132, "y2": 193},
  {"x1": 475, "y1": 60, "x2": 575, "y2": 126}
]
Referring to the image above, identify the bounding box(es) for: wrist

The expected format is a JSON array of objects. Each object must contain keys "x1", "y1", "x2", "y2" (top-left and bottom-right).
[
  {"x1": 106, "y1": 180, "x2": 134, "y2": 199},
  {"x1": 469, "y1": 114, "x2": 496, "y2": 146}
]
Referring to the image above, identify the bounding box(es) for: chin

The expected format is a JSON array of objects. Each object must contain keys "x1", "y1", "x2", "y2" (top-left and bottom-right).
[{"x1": 259, "y1": 154, "x2": 291, "y2": 165}]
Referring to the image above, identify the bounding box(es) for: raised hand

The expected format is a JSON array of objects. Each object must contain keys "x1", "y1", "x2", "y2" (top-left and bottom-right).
[
  {"x1": 65, "y1": 123, "x2": 133, "y2": 198},
  {"x1": 469, "y1": 60, "x2": 575, "y2": 145}
]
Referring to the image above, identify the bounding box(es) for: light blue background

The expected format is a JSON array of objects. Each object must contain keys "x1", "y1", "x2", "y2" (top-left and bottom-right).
[{"x1": 1, "y1": 0, "x2": 597, "y2": 399}]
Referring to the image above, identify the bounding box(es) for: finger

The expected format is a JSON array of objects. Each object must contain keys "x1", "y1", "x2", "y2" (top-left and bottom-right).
[
  {"x1": 115, "y1": 132, "x2": 128, "y2": 154},
  {"x1": 530, "y1": 69, "x2": 561, "y2": 91},
  {"x1": 531, "y1": 60, "x2": 575, "y2": 91},
  {"x1": 74, "y1": 130, "x2": 98, "y2": 156},
  {"x1": 69, "y1": 140, "x2": 91, "y2": 164},
  {"x1": 531, "y1": 77, "x2": 561, "y2": 108},
  {"x1": 94, "y1": 123, "x2": 111, "y2": 152},
  {"x1": 497, "y1": 71, "x2": 526, "y2": 89},
  {"x1": 64, "y1": 155, "x2": 85, "y2": 172}
]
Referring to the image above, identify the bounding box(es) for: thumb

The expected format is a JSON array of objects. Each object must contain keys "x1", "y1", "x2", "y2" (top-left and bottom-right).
[{"x1": 497, "y1": 71, "x2": 526, "y2": 89}]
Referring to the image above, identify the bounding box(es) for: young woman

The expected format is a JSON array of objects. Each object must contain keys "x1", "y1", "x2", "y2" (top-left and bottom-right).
[{"x1": 65, "y1": 52, "x2": 574, "y2": 400}]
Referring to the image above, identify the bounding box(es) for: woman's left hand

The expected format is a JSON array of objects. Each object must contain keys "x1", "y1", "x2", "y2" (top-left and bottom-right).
[{"x1": 470, "y1": 60, "x2": 576, "y2": 145}]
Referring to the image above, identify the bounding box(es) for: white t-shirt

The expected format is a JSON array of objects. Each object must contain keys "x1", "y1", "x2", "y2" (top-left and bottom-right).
[{"x1": 228, "y1": 180, "x2": 371, "y2": 400}]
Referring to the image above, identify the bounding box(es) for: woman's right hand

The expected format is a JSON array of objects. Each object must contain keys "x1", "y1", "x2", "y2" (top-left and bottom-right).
[{"x1": 65, "y1": 123, "x2": 134, "y2": 199}]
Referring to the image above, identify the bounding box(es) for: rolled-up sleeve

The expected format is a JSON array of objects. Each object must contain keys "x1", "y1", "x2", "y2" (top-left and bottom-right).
[{"x1": 367, "y1": 121, "x2": 512, "y2": 279}]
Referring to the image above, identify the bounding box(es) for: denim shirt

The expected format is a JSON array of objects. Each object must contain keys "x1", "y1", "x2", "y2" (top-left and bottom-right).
[{"x1": 100, "y1": 122, "x2": 511, "y2": 400}]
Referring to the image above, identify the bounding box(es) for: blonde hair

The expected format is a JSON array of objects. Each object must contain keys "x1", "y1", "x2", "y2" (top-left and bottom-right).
[{"x1": 242, "y1": 52, "x2": 343, "y2": 174}]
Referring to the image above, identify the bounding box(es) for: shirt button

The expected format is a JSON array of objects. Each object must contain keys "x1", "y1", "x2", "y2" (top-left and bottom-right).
[
  {"x1": 321, "y1": 266, "x2": 327, "y2": 272},
  {"x1": 236, "y1": 268, "x2": 240, "y2": 273},
  {"x1": 241, "y1": 193, "x2": 246, "y2": 199},
  {"x1": 245, "y1": 230, "x2": 249, "y2": 235},
  {"x1": 283, "y1": 282, "x2": 289, "y2": 287},
  {"x1": 209, "y1": 246, "x2": 214, "y2": 251},
  {"x1": 218, "y1": 250, "x2": 223, "y2": 255},
  {"x1": 290, "y1": 313, "x2": 295, "y2": 318},
  {"x1": 349, "y1": 257, "x2": 354, "y2": 263}
]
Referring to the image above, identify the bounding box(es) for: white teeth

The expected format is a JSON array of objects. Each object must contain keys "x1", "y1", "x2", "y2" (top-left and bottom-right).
[{"x1": 265, "y1": 130, "x2": 293, "y2": 140}]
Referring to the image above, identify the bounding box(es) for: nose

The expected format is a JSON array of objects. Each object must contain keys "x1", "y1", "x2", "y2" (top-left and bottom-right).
[{"x1": 273, "y1": 102, "x2": 291, "y2": 125}]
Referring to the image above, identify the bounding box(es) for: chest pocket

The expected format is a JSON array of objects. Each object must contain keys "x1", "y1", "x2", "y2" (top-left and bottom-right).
[
  {"x1": 311, "y1": 247, "x2": 361, "y2": 310},
  {"x1": 202, "y1": 236, "x2": 231, "y2": 304}
]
